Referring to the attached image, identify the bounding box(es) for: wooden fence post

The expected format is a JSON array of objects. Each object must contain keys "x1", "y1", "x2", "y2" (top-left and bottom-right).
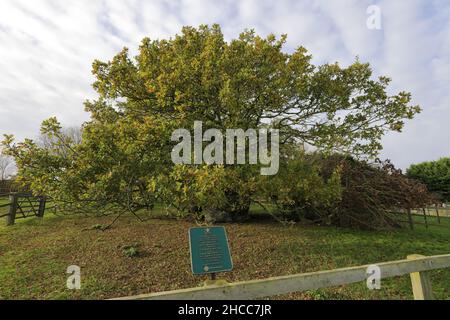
[
  {"x1": 407, "y1": 208, "x2": 414, "y2": 230},
  {"x1": 435, "y1": 205, "x2": 441, "y2": 224},
  {"x1": 407, "y1": 254, "x2": 435, "y2": 300},
  {"x1": 6, "y1": 193, "x2": 18, "y2": 226},
  {"x1": 37, "y1": 196, "x2": 46, "y2": 218},
  {"x1": 422, "y1": 208, "x2": 428, "y2": 229}
]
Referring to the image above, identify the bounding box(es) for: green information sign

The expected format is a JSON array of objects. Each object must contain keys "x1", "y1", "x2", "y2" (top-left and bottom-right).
[{"x1": 189, "y1": 226, "x2": 233, "y2": 275}]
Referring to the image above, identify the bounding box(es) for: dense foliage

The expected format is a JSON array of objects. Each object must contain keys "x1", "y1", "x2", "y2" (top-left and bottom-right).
[
  {"x1": 2, "y1": 25, "x2": 424, "y2": 228},
  {"x1": 407, "y1": 158, "x2": 450, "y2": 202},
  {"x1": 260, "y1": 154, "x2": 434, "y2": 230},
  {"x1": 320, "y1": 156, "x2": 435, "y2": 229}
]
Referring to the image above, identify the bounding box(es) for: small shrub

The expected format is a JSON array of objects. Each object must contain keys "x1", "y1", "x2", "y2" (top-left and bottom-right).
[{"x1": 123, "y1": 246, "x2": 139, "y2": 258}]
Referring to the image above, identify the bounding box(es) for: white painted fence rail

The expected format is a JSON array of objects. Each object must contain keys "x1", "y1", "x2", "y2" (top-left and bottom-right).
[{"x1": 113, "y1": 254, "x2": 450, "y2": 300}]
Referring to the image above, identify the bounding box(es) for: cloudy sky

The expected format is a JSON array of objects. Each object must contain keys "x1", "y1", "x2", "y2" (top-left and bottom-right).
[{"x1": 0, "y1": 0, "x2": 449, "y2": 169}]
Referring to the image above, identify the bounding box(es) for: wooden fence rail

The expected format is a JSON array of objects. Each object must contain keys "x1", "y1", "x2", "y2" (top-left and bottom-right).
[
  {"x1": 1, "y1": 193, "x2": 46, "y2": 226},
  {"x1": 391, "y1": 207, "x2": 450, "y2": 230},
  {"x1": 112, "y1": 254, "x2": 450, "y2": 300}
]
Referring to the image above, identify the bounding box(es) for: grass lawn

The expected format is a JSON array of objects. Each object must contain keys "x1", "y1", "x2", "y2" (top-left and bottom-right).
[{"x1": 0, "y1": 210, "x2": 449, "y2": 300}]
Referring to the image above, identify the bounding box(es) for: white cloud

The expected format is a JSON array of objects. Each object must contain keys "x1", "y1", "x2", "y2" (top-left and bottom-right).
[{"x1": 0, "y1": 0, "x2": 448, "y2": 169}]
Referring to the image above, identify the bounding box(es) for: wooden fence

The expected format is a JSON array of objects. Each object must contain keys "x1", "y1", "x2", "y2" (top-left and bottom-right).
[
  {"x1": 0, "y1": 193, "x2": 46, "y2": 226},
  {"x1": 390, "y1": 206, "x2": 450, "y2": 230},
  {"x1": 112, "y1": 254, "x2": 450, "y2": 300},
  {"x1": 412, "y1": 206, "x2": 450, "y2": 218}
]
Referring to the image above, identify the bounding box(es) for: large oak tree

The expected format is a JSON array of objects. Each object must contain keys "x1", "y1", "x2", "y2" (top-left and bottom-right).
[{"x1": 3, "y1": 25, "x2": 421, "y2": 221}]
